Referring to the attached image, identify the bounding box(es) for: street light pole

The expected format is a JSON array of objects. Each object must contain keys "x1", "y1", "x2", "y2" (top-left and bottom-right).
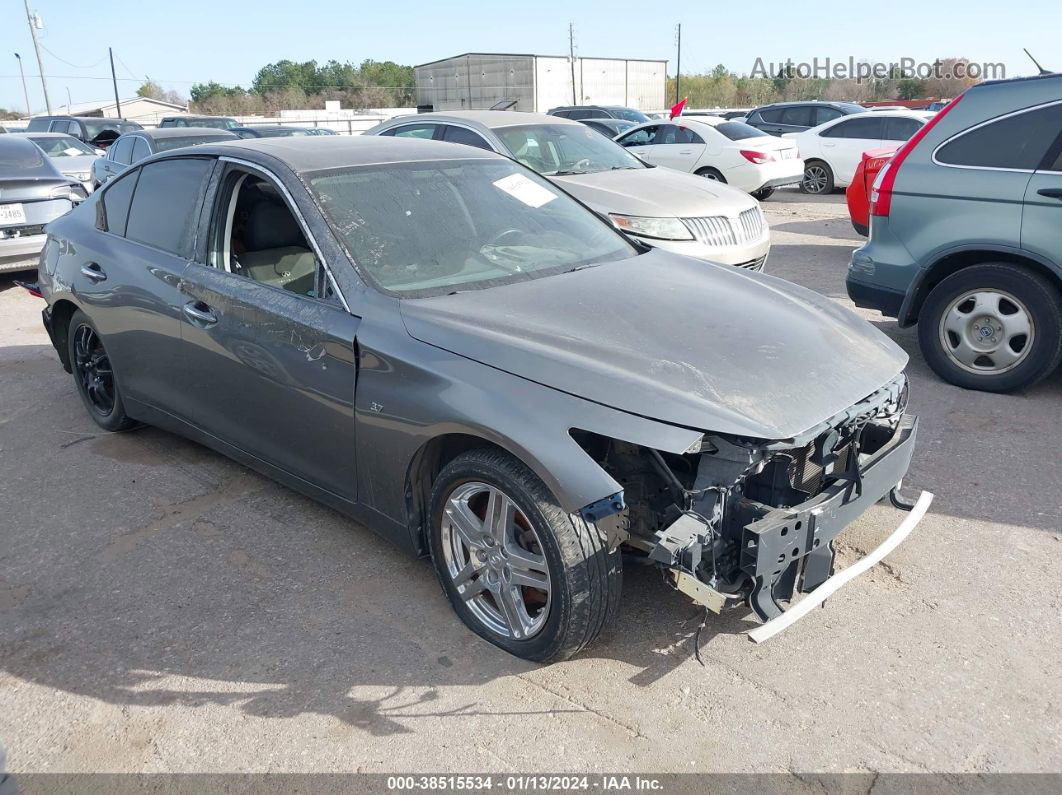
[
  {"x1": 675, "y1": 23, "x2": 682, "y2": 104},
  {"x1": 14, "y1": 53, "x2": 31, "y2": 117},
  {"x1": 109, "y1": 48, "x2": 122, "y2": 116},
  {"x1": 22, "y1": 0, "x2": 50, "y2": 114}
]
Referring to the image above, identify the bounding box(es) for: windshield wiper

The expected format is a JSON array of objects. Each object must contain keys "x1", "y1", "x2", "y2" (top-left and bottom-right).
[{"x1": 551, "y1": 169, "x2": 592, "y2": 176}]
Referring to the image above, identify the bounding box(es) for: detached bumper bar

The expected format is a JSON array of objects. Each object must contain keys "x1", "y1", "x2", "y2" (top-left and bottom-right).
[
  {"x1": 741, "y1": 415, "x2": 919, "y2": 622},
  {"x1": 748, "y1": 490, "x2": 932, "y2": 643}
]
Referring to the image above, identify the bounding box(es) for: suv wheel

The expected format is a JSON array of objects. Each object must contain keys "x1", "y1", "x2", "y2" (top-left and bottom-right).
[
  {"x1": 801, "y1": 161, "x2": 834, "y2": 194},
  {"x1": 918, "y1": 263, "x2": 1062, "y2": 392},
  {"x1": 428, "y1": 448, "x2": 622, "y2": 663}
]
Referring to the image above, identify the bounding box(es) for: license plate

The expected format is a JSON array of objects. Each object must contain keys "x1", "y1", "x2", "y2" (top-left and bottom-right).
[
  {"x1": 780, "y1": 149, "x2": 796, "y2": 160},
  {"x1": 0, "y1": 203, "x2": 27, "y2": 226}
]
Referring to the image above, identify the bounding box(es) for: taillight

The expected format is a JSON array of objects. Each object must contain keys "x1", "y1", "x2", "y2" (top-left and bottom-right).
[
  {"x1": 740, "y1": 150, "x2": 777, "y2": 164},
  {"x1": 870, "y1": 93, "x2": 964, "y2": 217}
]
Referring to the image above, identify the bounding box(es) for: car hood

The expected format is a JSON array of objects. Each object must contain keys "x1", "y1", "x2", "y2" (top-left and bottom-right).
[
  {"x1": 550, "y1": 166, "x2": 757, "y2": 218},
  {"x1": 400, "y1": 250, "x2": 908, "y2": 440}
]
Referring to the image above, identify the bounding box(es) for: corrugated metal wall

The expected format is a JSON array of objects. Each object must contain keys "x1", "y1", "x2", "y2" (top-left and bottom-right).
[
  {"x1": 416, "y1": 54, "x2": 535, "y2": 111},
  {"x1": 416, "y1": 54, "x2": 666, "y2": 112}
]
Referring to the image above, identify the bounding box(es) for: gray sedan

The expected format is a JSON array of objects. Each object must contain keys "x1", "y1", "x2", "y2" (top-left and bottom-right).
[
  {"x1": 38, "y1": 136, "x2": 917, "y2": 661},
  {"x1": 367, "y1": 111, "x2": 771, "y2": 270},
  {"x1": 1, "y1": 136, "x2": 83, "y2": 273},
  {"x1": 91, "y1": 127, "x2": 239, "y2": 187},
  {"x1": 15, "y1": 131, "x2": 103, "y2": 194}
]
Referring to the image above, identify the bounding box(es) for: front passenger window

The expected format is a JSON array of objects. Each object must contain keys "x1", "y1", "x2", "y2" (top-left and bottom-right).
[{"x1": 210, "y1": 170, "x2": 319, "y2": 297}]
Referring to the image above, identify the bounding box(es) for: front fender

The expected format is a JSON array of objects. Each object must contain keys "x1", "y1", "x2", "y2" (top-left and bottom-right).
[{"x1": 354, "y1": 320, "x2": 704, "y2": 526}]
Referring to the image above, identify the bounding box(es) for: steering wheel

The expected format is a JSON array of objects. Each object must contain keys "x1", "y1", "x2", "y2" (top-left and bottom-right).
[{"x1": 488, "y1": 228, "x2": 525, "y2": 247}]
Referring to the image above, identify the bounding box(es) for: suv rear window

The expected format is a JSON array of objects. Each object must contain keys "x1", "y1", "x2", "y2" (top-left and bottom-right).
[{"x1": 936, "y1": 103, "x2": 1062, "y2": 170}]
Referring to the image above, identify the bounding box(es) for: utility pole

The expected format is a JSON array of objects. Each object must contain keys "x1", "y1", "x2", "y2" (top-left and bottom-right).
[
  {"x1": 14, "y1": 53, "x2": 31, "y2": 117},
  {"x1": 22, "y1": 0, "x2": 50, "y2": 114},
  {"x1": 569, "y1": 23, "x2": 577, "y2": 105},
  {"x1": 109, "y1": 48, "x2": 122, "y2": 116},
  {"x1": 675, "y1": 23, "x2": 682, "y2": 104}
]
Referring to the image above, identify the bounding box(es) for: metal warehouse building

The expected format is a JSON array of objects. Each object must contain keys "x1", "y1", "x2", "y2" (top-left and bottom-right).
[{"x1": 414, "y1": 52, "x2": 666, "y2": 113}]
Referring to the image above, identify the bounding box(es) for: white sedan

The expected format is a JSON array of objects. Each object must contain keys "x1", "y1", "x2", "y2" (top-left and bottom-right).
[
  {"x1": 785, "y1": 110, "x2": 933, "y2": 194},
  {"x1": 614, "y1": 117, "x2": 803, "y2": 200}
]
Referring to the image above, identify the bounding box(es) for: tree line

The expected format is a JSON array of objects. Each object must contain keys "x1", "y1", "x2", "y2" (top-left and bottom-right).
[
  {"x1": 184, "y1": 59, "x2": 415, "y2": 114},
  {"x1": 667, "y1": 58, "x2": 979, "y2": 109}
]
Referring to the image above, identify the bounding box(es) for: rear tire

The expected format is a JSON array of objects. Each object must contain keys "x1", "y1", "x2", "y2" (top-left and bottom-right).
[
  {"x1": 696, "y1": 167, "x2": 726, "y2": 183},
  {"x1": 751, "y1": 186, "x2": 775, "y2": 201},
  {"x1": 801, "y1": 160, "x2": 834, "y2": 194},
  {"x1": 67, "y1": 310, "x2": 137, "y2": 432},
  {"x1": 918, "y1": 263, "x2": 1062, "y2": 392},
  {"x1": 428, "y1": 448, "x2": 622, "y2": 663}
]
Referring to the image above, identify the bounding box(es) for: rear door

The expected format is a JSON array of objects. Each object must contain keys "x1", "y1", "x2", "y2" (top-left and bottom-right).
[
  {"x1": 649, "y1": 124, "x2": 707, "y2": 172},
  {"x1": 1019, "y1": 104, "x2": 1062, "y2": 265},
  {"x1": 98, "y1": 136, "x2": 133, "y2": 183},
  {"x1": 174, "y1": 160, "x2": 359, "y2": 500},
  {"x1": 74, "y1": 158, "x2": 213, "y2": 411},
  {"x1": 818, "y1": 116, "x2": 887, "y2": 184}
]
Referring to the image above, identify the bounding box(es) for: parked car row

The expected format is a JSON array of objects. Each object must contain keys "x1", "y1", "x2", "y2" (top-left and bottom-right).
[{"x1": 367, "y1": 111, "x2": 772, "y2": 269}]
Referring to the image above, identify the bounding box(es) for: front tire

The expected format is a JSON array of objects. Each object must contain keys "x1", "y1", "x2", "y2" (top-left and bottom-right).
[
  {"x1": 428, "y1": 448, "x2": 622, "y2": 663},
  {"x1": 918, "y1": 263, "x2": 1062, "y2": 392},
  {"x1": 800, "y1": 160, "x2": 834, "y2": 194},
  {"x1": 751, "y1": 186, "x2": 775, "y2": 201},
  {"x1": 67, "y1": 310, "x2": 137, "y2": 431}
]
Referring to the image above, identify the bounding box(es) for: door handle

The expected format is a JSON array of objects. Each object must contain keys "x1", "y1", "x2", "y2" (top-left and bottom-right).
[
  {"x1": 1037, "y1": 188, "x2": 1062, "y2": 200},
  {"x1": 80, "y1": 262, "x2": 106, "y2": 282},
  {"x1": 183, "y1": 300, "x2": 218, "y2": 327}
]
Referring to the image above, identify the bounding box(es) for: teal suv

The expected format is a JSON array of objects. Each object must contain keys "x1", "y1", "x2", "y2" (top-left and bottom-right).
[{"x1": 848, "y1": 73, "x2": 1062, "y2": 392}]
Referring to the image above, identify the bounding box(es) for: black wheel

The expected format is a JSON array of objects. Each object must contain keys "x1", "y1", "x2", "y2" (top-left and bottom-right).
[
  {"x1": 696, "y1": 167, "x2": 726, "y2": 183},
  {"x1": 67, "y1": 310, "x2": 137, "y2": 431},
  {"x1": 918, "y1": 263, "x2": 1062, "y2": 392},
  {"x1": 800, "y1": 160, "x2": 834, "y2": 194},
  {"x1": 751, "y1": 186, "x2": 775, "y2": 201},
  {"x1": 428, "y1": 448, "x2": 622, "y2": 663}
]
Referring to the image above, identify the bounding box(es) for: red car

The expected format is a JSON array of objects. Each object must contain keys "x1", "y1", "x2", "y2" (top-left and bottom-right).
[{"x1": 846, "y1": 147, "x2": 898, "y2": 236}]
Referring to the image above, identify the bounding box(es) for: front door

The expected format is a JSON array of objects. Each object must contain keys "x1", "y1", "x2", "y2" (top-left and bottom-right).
[
  {"x1": 649, "y1": 124, "x2": 706, "y2": 172},
  {"x1": 175, "y1": 163, "x2": 360, "y2": 500}
]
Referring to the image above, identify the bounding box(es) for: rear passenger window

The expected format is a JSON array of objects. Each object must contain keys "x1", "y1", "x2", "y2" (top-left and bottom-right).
[
  {"x1": 99, "y1": 170, "x2": 139, "y2": 235},
  {"x1": 442, "y1": 125, "x2": 492, "y2": 150},
  {"x1": 130, "y1": 137, "x2": 150, "y2": 163},
  {"x1": 780, "y1": 107, "x2": 814, "y2": 127},
  {"x1": 815, "y1": 107, "x2": 844, "y2": 125},
  {"x1": 385, "y1": 124, "x2": 437, "y2": 139},
  {"x1": 110, "y1": 136, "x2": 134, "y2": 165},
  {"x1": 125, "y1": 159, "x2": 211, "y2": 256},
  {"x1": 884, "y1": 117, "x2": 924, "y2": 141},
  {"x1": 937, "y1": 103, "x2": 1062, "y2": 170},
  {"x1": 823, "y1": 117, "x2": 885, "y2": 139},
  {"x1": 758, "y1": 109, "x2": 783, "y2": 123}
]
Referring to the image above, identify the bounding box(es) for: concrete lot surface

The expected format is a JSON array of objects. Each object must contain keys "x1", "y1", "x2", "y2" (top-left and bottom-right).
[{"x1": 1, "y1": 190, "x2": 1060, "y2": 774}]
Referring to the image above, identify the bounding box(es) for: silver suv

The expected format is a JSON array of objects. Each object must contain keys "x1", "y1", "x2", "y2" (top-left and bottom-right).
[{"x1": 848, "y1": 73, "x2": 1062, "y2": 392}]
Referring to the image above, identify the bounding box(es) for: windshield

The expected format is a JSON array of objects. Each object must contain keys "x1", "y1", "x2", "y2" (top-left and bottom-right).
[
  {"x1": 495, "y1": 124, "x2": 646, "y2": 176},
  {"x1": 154, "y1": 134, "x2": 234, "y2": 151},
  {"x1": 609, "y1": 108, "x2": 650, "y2": 123},
  {"x1": 30, "y1": 135, "x2": 97, "y2": 157},
  {"x1": 714, "y1": 122, "x2": 768, "y2": 141},
  {"x1": 308, "y1": 158, "x2": 635, "y2": 297},
  {"x1": 83, "y1": 121, "x2": 140, "y2": 139}
]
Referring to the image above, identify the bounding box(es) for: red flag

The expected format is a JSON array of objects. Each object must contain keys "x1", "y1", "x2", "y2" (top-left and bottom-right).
[{"x1": 670, "y1": 97, "x2": 687, "y2": 119}]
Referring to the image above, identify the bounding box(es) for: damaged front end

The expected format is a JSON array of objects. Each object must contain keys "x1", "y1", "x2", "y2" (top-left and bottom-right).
[{"x1": 573, "y1": 374, "x2": 917, "y2": 624}]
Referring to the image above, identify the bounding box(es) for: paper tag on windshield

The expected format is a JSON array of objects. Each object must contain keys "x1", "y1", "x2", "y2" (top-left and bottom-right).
[
  {"x1": 63, "y1": 148, "x2": 82, "y2": 156},
  {"x1": 492, "y1": 173, "x2": 556, "y2": 208}
]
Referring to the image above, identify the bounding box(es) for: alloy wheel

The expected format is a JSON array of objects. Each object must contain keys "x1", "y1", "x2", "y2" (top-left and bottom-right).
[
  {"x1": 73, "y1": 324, "x2": 116, "y2": 415},
  {"x1": 937, "y1": 289, "x2": 1035, "y2": 374},
  {"x1": 440, "y1": 481, "x2": 551, "y2": 640},
  {"x1": 802, "y1": 165, "x2": 830, "y2": 194}
]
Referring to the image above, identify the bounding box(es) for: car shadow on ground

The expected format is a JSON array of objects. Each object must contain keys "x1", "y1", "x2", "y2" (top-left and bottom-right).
[
  {"x1": 767, "y1": 219, "x2": 864, "y2": 242},
  {"x1": 0, "y1": 344, "x2": 756, "y2": 738}
]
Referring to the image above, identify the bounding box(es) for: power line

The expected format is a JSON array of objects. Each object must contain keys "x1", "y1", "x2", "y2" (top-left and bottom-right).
[{"x1": 37, "y1": 43, "x2": 108, "y2": 70}]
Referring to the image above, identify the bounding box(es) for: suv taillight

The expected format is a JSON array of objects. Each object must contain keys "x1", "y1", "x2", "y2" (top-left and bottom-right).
[{"x1": 871, "y1": 94, "x2": 964, "y2": 217}]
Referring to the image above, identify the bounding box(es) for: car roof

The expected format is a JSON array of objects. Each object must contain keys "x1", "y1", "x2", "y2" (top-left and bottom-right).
[
  {"x1": 134, "y1": 127, "x2": 239, "y2": 140},
  {"x1": 0, "y1": 136, "x2": 66, "y2": 177},
  {"x1": 191, "y1": 134, "x2": 503, "y2": 173},
  {"x1": 237, "y1": 125, "x2": 312, "y2": 132},
  {"x1": 13, "y1": 131, "x2": 82, "y2": 138},
  {"x1": 385, "y1": 110, "x2": 577, "y2": 130}
]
